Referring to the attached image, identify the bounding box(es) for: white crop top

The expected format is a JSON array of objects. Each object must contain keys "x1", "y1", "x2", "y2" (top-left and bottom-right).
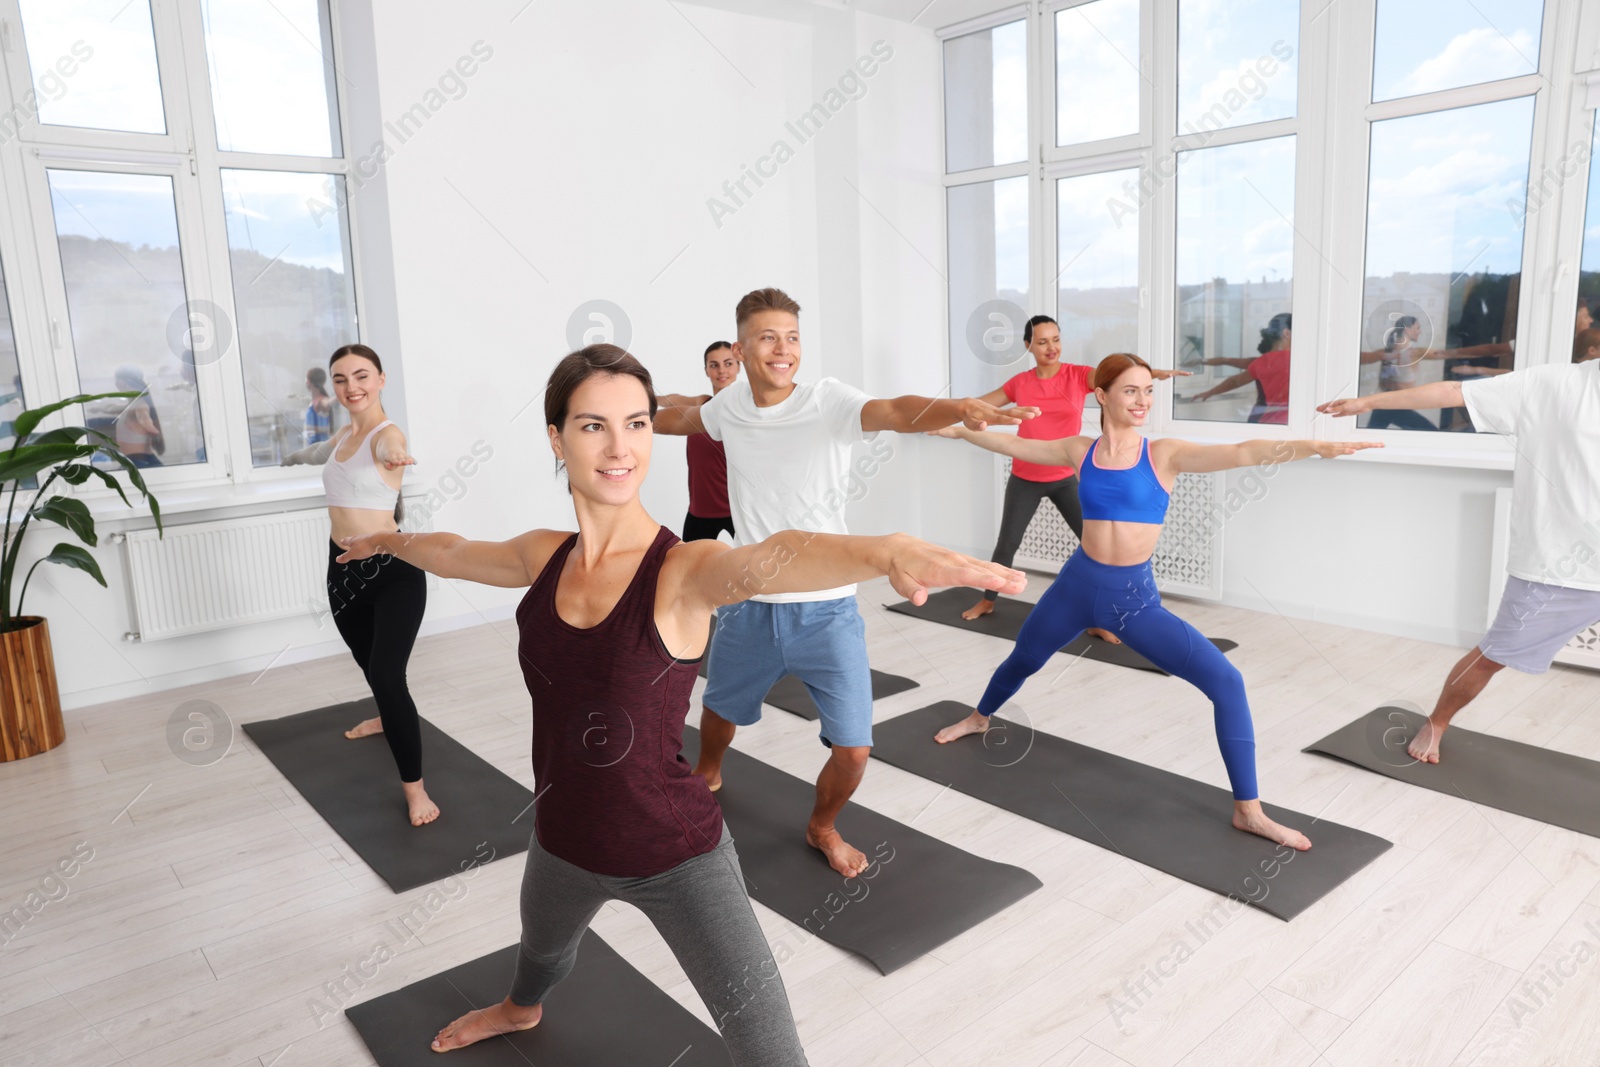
[{"x1": 321, "y1": 420, "x2": 402, "y2": 510}]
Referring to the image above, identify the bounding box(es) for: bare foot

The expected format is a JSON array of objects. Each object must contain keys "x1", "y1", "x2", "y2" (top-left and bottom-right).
[
  {"x1": 807, "y1": 825, "x2": 869, "y2": 877},
  {"x1": 693, "y1": 764, "x2": 723, "y2": 793},
  {"x1": 431, "y1": 998, "x2": 542, "y2": 1051},
  {"x1": 345, "y1": 716, "x2": 383, "y2": 739},
  {"x1": 402, "y1": 780, "x2": 440, "y2": 826},
  {"x1": 1233, "y1": 801, "x2": 1311, "y2": 851},
  {"x1": 1087, "y1": 627, "x2": 1122, "y2": 645},
  {"x1": 1407, "y1": 719, "x2": 1445, "y2": 764},
  {"x1": 961, "y1": 597, "x2": 997, "y2": 621},
  {"x1": 934, "y1": 710, "x2": 990, "y2": 744}
]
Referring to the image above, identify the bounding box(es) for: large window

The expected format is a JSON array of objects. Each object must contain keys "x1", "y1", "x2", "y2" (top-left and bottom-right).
[
  {"x1": 0, "y1": 0, "x2": 371, "y2": 492},
  {"x1": 1353, "y1": 3, "x2": 1545, "y2": 434},
  {"x1": 1172, "y1": 137, "x2": 1296, "y2": 424},
  {"x1": 1056, "y1": 0, "x2": 1140, "y2": 147},
  {"x1": 944, "y1": 15, "x2": 1033, "y2": 400},
  {"x1": 941, "y1": 0, "x2": 1590, "y2": 461}
]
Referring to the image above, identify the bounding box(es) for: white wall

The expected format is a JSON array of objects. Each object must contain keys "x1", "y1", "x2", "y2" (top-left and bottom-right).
[{"x1": 53, "y1": 0, "x2": 949, "y2": 709}]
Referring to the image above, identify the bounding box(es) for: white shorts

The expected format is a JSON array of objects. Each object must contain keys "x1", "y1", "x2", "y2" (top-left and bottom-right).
[{"x1": 1478, "y1": 577, "x2": 1600, "y2": 674}]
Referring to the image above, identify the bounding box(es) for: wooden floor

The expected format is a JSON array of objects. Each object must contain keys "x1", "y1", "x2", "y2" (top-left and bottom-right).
[{"x1": 5, "y1": 575, "x2": 1600, "y2": 1067}]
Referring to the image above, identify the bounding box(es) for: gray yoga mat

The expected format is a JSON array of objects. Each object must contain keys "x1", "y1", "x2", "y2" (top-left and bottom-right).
[
  {"x1": 346, "y1": 932, "x2": 733, "y2": 1066},
  {"x1": 762, "y1": 669, "x2": 920, "y2": 721},
  {"x1": 1305, "y1": 706, "x2": 1600, "y2": 839},
  {"x1": 870, "y1": 703, "x2": 1393, "y2": 921},
  {"x1": 683, "y1": 727, "x2": 1041, "y2": 974},
  {"x1": 242, "y1": 699, "x2": 534, "y2": 893},
  {"x1": 884, "y1": 587, "x2": 1238, "y2": 673}
]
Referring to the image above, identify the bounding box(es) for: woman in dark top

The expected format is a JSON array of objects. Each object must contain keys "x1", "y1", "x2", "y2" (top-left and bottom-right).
[
  {"x1": 682, "y1": 340, "x2": 739, "y2": 540},
  {"x1": 338, "y1": 344, "x2": 1024, "y2": 1063}
]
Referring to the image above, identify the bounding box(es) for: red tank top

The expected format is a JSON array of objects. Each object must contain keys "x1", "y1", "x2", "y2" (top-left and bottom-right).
[
  {"x1": 515, "y1": 524, "x2": 723, "y2": 876},
  {"x1": 686, "y1": 432, "x2": 730, "y2": 518}
]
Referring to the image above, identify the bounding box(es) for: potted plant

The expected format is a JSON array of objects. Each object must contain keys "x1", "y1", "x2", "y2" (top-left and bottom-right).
[{"x1": 0, "y1": 392, "x2": 163, "y2": 761}]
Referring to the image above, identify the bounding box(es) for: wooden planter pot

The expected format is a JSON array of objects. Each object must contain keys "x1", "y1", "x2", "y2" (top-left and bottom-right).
[{"x1": 0, "y1": 617, "x2": 64, "y2": 761}]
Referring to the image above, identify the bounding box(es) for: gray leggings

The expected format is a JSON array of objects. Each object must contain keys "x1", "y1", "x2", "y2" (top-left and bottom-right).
[
  {"x1": 511, "y1": 826, "x2": 809, "y2": 1066},
  {"x1": 984, "y1": 472, "x2": 1084, "y2": 600}
]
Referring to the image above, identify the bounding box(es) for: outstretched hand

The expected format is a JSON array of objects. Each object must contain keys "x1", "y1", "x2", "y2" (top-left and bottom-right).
[
  {"x1": 335, "y1": 534, "x2": 385, "y2": 564},
  {"x1": 1316, "y1": 396, "x2": 1373, "y2": 417},
  {"x1": 924, "y1": 425, "x2": 965, "y2": 439},
  {"x1": 1152, "y1": 368, "x2": 1194, "y2": 380},
  {"x1": 376, "y1": 444, "x2": 417, "y2": 471},
  {"x1": 1309, "y1": 440, "x2": 1385, "y2": 459},
  {"x1": 960, "y1": 399, "x2": 1040, "y2": 432},
  {"x1": 884, "y1": 537, "x2": 1026, "y2": 606}
]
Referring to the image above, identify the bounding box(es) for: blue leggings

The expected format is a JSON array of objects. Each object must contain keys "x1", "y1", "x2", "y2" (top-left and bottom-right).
[{"x1": 976, "y1": 549, "x2": 1259, "y2": 800}]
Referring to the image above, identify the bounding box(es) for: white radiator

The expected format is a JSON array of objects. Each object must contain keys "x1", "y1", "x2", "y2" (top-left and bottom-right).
[
  {"x1": 119, "y1": 510, "x2": 335, "y2": 641},
  {"x1": 1489, "y1": 487, "x2": 1600, "y2": 671},
  {"x1": 998, "y1": 454, "x2": 1225, "y2": 599}
]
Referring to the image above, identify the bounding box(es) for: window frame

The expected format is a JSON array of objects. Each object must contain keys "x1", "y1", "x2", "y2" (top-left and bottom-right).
[
  {"x1": 0, "y1": 0, "x2": 383, "y2": 514},
  {"x1": 939, "y1": 0, "x2": 1600, "y2": 469}
]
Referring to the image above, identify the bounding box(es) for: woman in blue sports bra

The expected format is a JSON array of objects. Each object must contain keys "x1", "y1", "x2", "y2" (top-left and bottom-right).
[{"x1": 929, "y1": 352, "x2": 1382, "y2": 850}]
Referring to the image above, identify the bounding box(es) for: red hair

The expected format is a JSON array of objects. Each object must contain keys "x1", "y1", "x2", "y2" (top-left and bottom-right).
[{"x1": 1093, "y1": 352, "x2": 1152, "y2": 391}]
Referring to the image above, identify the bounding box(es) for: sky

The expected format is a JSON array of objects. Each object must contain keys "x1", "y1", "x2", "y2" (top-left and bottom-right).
[{"x1": 19, "y1": 0, "x2": 346, "y2": 275}]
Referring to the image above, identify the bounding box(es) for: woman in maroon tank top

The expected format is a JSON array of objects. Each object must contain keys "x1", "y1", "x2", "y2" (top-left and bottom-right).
[{"x1": 337, "y1": 345, "x2": 1025, "y2": 1064}]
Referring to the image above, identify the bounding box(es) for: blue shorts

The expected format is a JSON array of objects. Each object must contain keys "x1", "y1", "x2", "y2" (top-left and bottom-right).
[
  {"x1": 702, "y1": 597, "x2": 874, "y2": 748},
  {"x1": 1479, "y1": 576, "x2": 1600, "y2": 674}
]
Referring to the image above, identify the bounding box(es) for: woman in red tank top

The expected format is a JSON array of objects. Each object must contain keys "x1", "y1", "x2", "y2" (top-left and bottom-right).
[{"x1": 337, "y1": 344, "x2": 1025, "y2": 1064}]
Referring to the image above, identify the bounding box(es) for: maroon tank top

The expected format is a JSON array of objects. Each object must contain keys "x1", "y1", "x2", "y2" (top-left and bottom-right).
[
  {"x1": 686, "y1": 432, "x2": 730, "y2": 518},
  {"x1": 515, "y1": 524, "x2": 722, "y2": 876}
]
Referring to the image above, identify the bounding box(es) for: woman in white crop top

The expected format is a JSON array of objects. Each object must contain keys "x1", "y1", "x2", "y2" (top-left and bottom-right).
[{"x1": 311, "y1": 344, "x2": 436, "y2": 827}]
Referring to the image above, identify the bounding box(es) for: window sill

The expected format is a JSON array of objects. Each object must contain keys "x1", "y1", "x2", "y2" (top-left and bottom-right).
[{"x1": 83, "y1": 474, "x2": 424, "y2": 533}]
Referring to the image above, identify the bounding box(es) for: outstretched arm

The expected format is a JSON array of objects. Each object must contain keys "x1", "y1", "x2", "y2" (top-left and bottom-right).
[
  {"x1": 927, "y1": 424, "x2": 1089, "y2": 470},
  {"x1": 1157, "y1": 437, "x2": 1383, "y2": 476},
  {"x1": 283, "y1": 437, "x2": 337, "y2": 466},
  {"x1": 1318, "y1": 380, "x2": 1463, "y2": 416},
  {"x1": 860, "y1": 395, "x2": 1040, "y2": 433},
  {"x1": 335, "y1": 529, "x2": 566, "y2": 588},
  {"x1": 652, "y1": 397, "x2": 708, "y2": 436},
  {"x1": 677, "y1": 531, "x2": 1027, "y2": 614},
  {"x1": 1189, "y1": 369, "x2": 1254, "y2": 402}
]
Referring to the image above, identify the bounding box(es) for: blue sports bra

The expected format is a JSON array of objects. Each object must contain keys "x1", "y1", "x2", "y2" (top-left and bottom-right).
[{"x1": 1077, "y1": 437, "x2": 1170, "y2": 524}]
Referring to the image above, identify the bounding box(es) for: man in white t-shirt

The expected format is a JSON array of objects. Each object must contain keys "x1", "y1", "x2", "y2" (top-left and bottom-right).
[
  {"x1": 655, "y1": 287, "x2": 1036, "y2": 876},
  {"x1": 1319, "y1": 362, "x2": 1600, "y2": 763}
]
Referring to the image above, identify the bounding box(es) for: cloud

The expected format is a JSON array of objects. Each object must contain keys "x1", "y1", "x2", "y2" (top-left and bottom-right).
[{"x1": 1386, "y1": 27, "x2": 1538, "y2": 99}]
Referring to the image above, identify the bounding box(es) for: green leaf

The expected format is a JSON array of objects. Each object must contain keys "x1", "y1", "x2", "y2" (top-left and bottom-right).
[
  {"x1": 31, "y1": 496, "x2": 95, "y2": 547},
  {"x1": 28, "y1": 427, "x2": 93, "y2": 448},
  {"x1": 57, "y1": 464, "x2": 131, "y2": 508},
  {"x1": 94, "y1": 448, "x2": 162, "y2": 533},
  {"x1": 38, "y1": 542, "x2": 106, "y2": 587},
  {"x1": 12, "y1": 392, "x2": 139, "y2": 444},
  {"x1": 0, "y1": 442, "x2": 97, "y2": 484}
]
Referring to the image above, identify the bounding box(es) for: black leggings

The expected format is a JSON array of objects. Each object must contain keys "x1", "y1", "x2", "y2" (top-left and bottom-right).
[
  {"x1": 683, "y1": 511, "x2": 736, "y2": 542},
  {"x1": 326, "y1": 540, "x2": 428, "y2": 782},
  {"x1": 983, "y1": 473, "x2": 1084, "y2": 601}
]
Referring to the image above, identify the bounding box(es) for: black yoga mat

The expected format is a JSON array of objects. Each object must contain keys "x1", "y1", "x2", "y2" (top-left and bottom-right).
[
  {"x1": 346, "y1": 932, "x2": 733, "y2": 1066},
  {"x1": 761, "y1": 669, "x2": 920, "y2": 721},
  {"x1": 683, "y1": 727, "x2": 1041, "y2": 974},
  {"x1": 1305, "y1": 706, "x2": 1600, "y2": 839},
  {"x1": 242, "y1": 699, "x2": 535, "y2": 893},
  {"x1": 870, "y1": 703, "x2": 1393, "y2": 921},
  {"x1": 884, "y1": 587, "x2": 1238, "y2": 674}
]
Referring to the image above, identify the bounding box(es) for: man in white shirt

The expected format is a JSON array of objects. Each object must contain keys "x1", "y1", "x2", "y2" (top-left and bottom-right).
[
  {"x1": 655, "y1": 287, "x2": 1035, "y2": 876},
  {"x1": 1319, "y1": 361, "x2": 1600, "y2": 763}
]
